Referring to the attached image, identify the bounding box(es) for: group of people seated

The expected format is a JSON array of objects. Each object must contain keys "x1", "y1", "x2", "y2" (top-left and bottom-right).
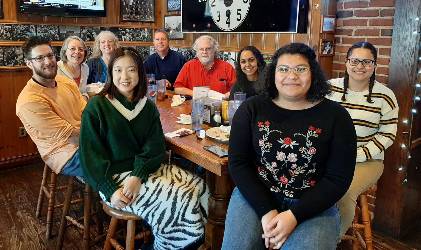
[{"x1": 15, "y1": 28, "x2": 398, "y2": 250}]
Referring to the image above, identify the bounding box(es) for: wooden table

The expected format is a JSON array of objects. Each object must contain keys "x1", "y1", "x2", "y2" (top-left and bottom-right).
[{"x1": 157, "y1": 98, "x2": 234, "y2": 250}]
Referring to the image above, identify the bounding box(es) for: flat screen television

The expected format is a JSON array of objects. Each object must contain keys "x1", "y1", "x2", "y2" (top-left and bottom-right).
[{"x1": 19, "y1": 0, "x2": 106, "y2": 17}]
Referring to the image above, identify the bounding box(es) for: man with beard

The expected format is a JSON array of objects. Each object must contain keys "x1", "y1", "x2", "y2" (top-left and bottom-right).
[
  {"x1": 174, "y1": 35, "x2": 236, "y2": 97},
  {"x1": 16, "y1": 36, "x2": 86, "y2": 177},
  {"x1": 144, "y1": 29, "x2": 186, "y2": 90}
]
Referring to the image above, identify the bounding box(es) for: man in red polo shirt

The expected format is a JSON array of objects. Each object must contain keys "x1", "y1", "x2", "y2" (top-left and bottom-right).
[{"x1": 174, "y1": 35, "x2": 236, "y2": 97}]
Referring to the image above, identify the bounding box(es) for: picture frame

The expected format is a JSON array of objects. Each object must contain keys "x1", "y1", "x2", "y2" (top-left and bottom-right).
[
  {"x1": 0, "y1": 0, "x2": 3, "y2": 19},
  {"x1": 120, "y1": 0, "x2": 155, "y2": 22},
  {"x1": 319, "y1": 39, "x2": 335, "y2": 56},
  {"x1": 164, "y1": 15, "x2": 183, "y2": 40},
  {"x1": 321, "y1": 15, "x2": 336, "y2": 33},
  {"x1": 167, "y1": 0, "x2": 181, "y2": 12}
]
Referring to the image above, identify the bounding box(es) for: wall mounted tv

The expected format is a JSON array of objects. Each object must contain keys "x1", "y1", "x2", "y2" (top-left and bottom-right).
[{"x1": 19, "y1": 0, "x2": 106, "y2": 17}]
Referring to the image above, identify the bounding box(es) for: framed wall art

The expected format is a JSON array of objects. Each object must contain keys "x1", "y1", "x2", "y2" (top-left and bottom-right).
[
  {"x1": 121, "y1": 0, "x2": 154, "y2": 22},
  {"x1": 164, "y1": 15, "x2": 183, "y2": 39},
  {"x1": 0, "y1": 0, "x2": 3, "y2": 19},
  {"x1": 319, "y1": 39, "x2": 335, "y2": 56},
  {"x1": 321, "y1": 15, "x2": 336, "y2": 33},
  {"x1": 167, "y1": 0, "x2": 181, "y2": 11}
]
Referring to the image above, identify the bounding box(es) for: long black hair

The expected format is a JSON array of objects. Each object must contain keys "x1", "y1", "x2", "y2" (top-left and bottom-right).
[
  {"x1": 235, "y1": 46, "x2": 266, "y2": 84},
  {"x1": 343, "y1": 41, "x2": 377, "y2": 103},
  {"x1": 266, "y1": 43, "x2": 330, "y2": 102}
]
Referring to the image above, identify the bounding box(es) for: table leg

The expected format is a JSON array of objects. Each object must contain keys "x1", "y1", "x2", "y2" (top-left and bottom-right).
[{"x1": 202, "y1": 168, "x2": 234, "y2": 250}]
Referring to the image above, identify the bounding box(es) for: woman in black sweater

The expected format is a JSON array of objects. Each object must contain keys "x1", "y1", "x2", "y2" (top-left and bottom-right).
[
  {"x1": 222, "y1": 43, "x2": 357, "y2": 250},
  {"x1": 229, "y1": 46, "x2": 266, "y2": 100}
]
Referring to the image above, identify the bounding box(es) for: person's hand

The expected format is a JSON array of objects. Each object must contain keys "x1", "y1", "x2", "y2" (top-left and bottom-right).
[
  {"x1": 223, "y1": 92, "x2": 230, "y2": 100},
  {"x1": 261, "y1": 209, "x2": 279, "y2": 249},
  {"x1": 110, "y1": 188, "x2": 131, "y2": 209},
  {"x1": 122, "y1": 176, "x2": 142, "y2": 204},
  {"x1": 266, "y1": 210, "x2": 298, "y2": 249}
]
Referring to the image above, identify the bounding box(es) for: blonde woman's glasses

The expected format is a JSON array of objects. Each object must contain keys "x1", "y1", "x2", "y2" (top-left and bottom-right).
[
  {"x1": 347, "y1": 58, "x2": 375, "y2": 67},
  {"x1": 276, "y1": 65, "x2": 310, "y2": 74}
]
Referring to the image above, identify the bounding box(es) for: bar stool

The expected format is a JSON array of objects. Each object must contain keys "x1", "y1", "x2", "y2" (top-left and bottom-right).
[
  {"x1": 56, "y1": 176, "x2": 95, "y2": 250},
  {"x1": 36, "y1": 164, "x2": 83, "y2": 239},
  {"x1": 36, "y1": 164, "x2": 97, "y2": 250},
  {"x1": 102, "y1": 202, "x2": 151, "y2": 250},
  {"x1": 341, "y1": 191, "x2": 373, "y2": 250}
]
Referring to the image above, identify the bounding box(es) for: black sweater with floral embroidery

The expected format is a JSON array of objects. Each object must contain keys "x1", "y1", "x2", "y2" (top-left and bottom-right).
[{"x1": 228, "y1": 95, "x2": 357, "y2": 223}]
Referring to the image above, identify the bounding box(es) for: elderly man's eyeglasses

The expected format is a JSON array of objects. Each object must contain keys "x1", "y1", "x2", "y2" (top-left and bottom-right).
[
  {"x1": 276, "y1": 65, "x2": 310, "y2": 74},
  {"x1": 347, "y1": 58, "x2": 376, "y2": 67},
  {"x1": 28, "y1": 53, "x2": 56, "y2": 63}
]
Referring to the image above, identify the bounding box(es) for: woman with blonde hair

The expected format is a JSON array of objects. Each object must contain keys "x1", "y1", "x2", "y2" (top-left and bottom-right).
[
  {"x1": 87, "y1": 30, "x2": 119, "y2": 84},
  {"x1": 57, "y1": 36, "x2": 89, "y2": 98}
]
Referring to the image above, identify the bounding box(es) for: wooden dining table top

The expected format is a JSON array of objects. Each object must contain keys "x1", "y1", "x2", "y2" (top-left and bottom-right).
[{"x1": 156, "y1": 97, "x2": 228, "y2": 176}]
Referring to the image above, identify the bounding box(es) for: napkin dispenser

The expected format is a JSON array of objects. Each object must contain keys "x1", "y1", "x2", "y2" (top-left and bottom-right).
[{"x1": 202, "y1": 98, "x2": 221, "y2": 125}]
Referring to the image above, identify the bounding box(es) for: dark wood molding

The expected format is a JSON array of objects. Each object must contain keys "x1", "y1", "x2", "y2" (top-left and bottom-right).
[{"x1": 373, "y1": 0, "x2": 421, "y2": 238}]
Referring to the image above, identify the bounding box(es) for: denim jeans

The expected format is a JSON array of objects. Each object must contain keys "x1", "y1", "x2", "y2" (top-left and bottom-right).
[
  {"x1": 222, "y1": 187, "x2": 340, "y2": 250},
  {"x1": 60, "y1": 150, "x2": 84, "y2": 177}
]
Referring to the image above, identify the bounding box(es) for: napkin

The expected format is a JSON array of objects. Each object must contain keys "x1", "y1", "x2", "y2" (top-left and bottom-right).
[
  {"x1": 165, "y1": 128, "x2": 194, "y2": 138},
  {"x1": 208, "y1": 90, "x2": 225, "y2": 100},
  {"x1": 171, "y1": 95, "x2": 186, "y2": 107}
]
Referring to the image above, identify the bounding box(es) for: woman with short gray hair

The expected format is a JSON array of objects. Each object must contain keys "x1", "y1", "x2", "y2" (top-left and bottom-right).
[{"x1": 57, "y1": 35, "x2": 89, "y2": 99}]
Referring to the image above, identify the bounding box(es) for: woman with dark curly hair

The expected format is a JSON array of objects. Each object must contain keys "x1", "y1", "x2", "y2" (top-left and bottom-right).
[
  {"x1": 327, "y1": 41, "x2": 398, "y2": 237},
  {"x1": 222, "y1": 43, "x2": 357, "y2": 249},
  {"x1": 229, "y1": 46, "x2": 266, "y2": 100}
]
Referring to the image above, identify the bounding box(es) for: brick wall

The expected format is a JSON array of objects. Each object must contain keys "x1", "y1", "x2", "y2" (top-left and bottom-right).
[
  {"x1": 333, "y1": 0, "x2": 396, "y2": 214},
  {"x1": 333, "y1": 0, "x2": 395, "y2": 84}
]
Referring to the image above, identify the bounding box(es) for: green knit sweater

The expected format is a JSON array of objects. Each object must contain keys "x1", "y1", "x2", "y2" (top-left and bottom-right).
[{"x1": 80, "y1": 93, "x2": 165, "y2": 200}]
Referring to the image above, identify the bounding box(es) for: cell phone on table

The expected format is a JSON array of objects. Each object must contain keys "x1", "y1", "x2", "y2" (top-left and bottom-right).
[{"x1": 203, "y1": 145, "x2": 228, "y2": 158}]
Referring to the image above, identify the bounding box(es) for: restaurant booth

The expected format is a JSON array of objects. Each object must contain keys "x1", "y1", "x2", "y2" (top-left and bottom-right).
[{"x1": 0, "y1": 0, "x2": 420, "y2": 249}]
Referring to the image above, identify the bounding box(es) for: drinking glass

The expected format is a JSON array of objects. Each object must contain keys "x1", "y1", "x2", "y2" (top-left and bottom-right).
[
  {"x1": 146, "y1": 73, "x2": 156, "y2": 85},
  {"x1": 228, "y1": 100, "x2": 240, "y2": 125},
  {"x1": 191, "y1": 98, "x2": 204, "y2": 131},
  {"x1": 157, "y1": 79, "x2": 166, "y2": 101},
  {"x1": 234, "y1": 92, "x2": 246, "y2": 104},
  {"x1": 147, "y1": 84, "x2": 157, "y2": 104}
]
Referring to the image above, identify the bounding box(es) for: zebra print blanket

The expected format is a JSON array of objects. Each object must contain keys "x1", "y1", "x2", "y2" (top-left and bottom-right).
[{"x1": 100, "y1": 164, "x2": 209, "y2": 250}]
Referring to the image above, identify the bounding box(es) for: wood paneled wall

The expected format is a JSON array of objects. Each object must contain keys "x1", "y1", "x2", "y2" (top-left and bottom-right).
[{"x1": 0, "y1": 67, "x2": 39, "y2": 167}]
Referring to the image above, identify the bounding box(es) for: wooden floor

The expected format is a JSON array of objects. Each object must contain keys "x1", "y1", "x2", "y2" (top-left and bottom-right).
[{"x1": 0, "y1": 162, "x2": 419, "y2": 250}]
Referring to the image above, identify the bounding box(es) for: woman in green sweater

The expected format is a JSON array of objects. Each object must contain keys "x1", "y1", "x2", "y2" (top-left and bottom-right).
[{"x1": 80, "y1": 47, "x2": 208, "y2": 249}]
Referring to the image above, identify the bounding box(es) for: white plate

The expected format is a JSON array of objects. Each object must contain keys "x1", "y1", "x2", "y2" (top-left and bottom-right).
[
  {"x1": 176, "y1": 120, "x2": 192, "y2": 125},
  {"x1": 206, "y1": 126, "x2": 230, "y2": 143}
]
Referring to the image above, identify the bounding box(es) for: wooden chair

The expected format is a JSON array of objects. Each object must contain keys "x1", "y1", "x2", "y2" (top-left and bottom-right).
[
  {"x1": 102, "y1": 202, "x2": 151, "y2": 250},
  {"x1": 342, "y1": 192, "x2": 373, "y2": 250}
]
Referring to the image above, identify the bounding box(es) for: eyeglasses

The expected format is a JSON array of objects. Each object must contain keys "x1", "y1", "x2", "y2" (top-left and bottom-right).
[
  {"x1": 28, "y1": 53, "x2": 56, "y2": 63},
  {"x1": 347, "y1": 58, "x2": 376, "y2": 67},
  {"x1": 276, "y1": 65, "x2": 310, "y2": 74},
  {"x1": 67, "y1": 47, "x2": 85, "y2": 53},
  {"x1": 198, "y1": 47, "x2": 213, "y2": 53}
]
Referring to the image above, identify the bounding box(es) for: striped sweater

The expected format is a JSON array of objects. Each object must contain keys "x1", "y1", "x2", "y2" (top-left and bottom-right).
[{"x1": 326, "y1": 78, "x2": 399, "y2": 162}]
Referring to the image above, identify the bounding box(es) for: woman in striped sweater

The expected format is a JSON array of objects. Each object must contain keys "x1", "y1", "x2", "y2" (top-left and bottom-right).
[{"x1": 327, "y1": 41, "x2": 399, "y2": 237}]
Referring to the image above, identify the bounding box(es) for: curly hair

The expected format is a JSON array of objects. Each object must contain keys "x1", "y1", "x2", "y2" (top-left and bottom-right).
[
  {"x1": 342, "y1": 41, "x2": 377, "y2": 103},
  {"x1": 60, "y1": 36, "x2": 88, "y2": 63},
  {"x1": 235, "y1": 46, "x2": 266, "y2": 84},
  {"x1": 266, "y1": 43, "x2": 330, "y2": 102},
  {"x1": 100, "y1": 47, "x2": 147, "y2": 102},
  {"x1": 22, "y1": 36, "x2": 52, "y2": 60}
]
